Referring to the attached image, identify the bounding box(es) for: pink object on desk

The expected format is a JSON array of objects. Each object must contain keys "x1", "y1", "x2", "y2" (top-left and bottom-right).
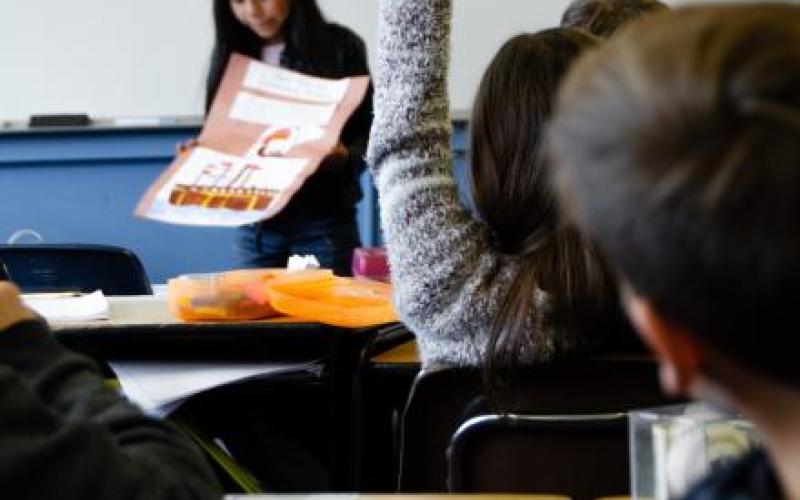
[{"x1": 351, "y1": 248, "x2": 390, "y2": 282}]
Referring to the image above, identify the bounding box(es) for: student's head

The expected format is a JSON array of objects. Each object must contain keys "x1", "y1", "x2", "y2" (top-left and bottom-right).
[
  {"x1": 561, "y1": 0, "x2": 667, "y2": 38},
  {"x1": 471, "y1": 28, "x2": 614, "y2": 395},
  {"x1": 549, "y1": 5, "x2": 800, "y2": 400},
  {"x1": 214, "y1": 0, "x2": 325, "y2": 47},
  {"x1": 227, "y1": 0, "x2": 291, "y2": 42},
  {"x1": 207, "y1": 0, "x2": 330, "y2": 109}
]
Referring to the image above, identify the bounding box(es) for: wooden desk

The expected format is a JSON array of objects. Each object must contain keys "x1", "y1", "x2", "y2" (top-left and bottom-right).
[
  {"x1": 53, "y1": 296, "x2": 370, "y2": 362},
  {"x1": 370, "y1": 339, "x2": 420, "y2": 365},
  {"x1": 226, "y1": 496, "x2": 569, "y2": 500},
  {"x1": 52, "y1": 295, "x2": 395, "y2": 491}
]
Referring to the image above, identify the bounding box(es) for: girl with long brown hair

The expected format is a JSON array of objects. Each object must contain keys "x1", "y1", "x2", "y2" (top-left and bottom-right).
[{"x1": 367, "y1": 0, "x2": 617, "y2": 381}]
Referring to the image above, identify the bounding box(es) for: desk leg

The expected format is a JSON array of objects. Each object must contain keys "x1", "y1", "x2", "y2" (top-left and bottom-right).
[{"x1": 327, "y1": 330, "x2": 368, "y2": 491}]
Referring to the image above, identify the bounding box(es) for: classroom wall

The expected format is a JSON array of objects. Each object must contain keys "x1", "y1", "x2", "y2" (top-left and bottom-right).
[
  {"x1": 1, "y1": 0, "x2": 789, "y2": 281},
  {"x1": 1, "y1": 0, "x2": 769, "y2": 123}
]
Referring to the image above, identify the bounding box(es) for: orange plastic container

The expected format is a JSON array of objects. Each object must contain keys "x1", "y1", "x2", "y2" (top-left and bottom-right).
[
  {"x1": 168, "y1": 269, "x2": 288, "y2": 321},
  {"x1": 264, "y1": 272, "x2": 397, "y2": 328},
  {"x1": 241, "y1": 269, "x2": 333, "y2": 306}
]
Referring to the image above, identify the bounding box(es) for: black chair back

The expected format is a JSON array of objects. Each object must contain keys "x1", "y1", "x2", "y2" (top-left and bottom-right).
[
  {"x1": 0, "y1": 244, "x2": 152, "y2": 295},
  {"x1": 398, "y1": 355, "x2": 676, "y2": 492},
  {"x1": 448, "y1": 413, "x2": 629, "y2": 500}
]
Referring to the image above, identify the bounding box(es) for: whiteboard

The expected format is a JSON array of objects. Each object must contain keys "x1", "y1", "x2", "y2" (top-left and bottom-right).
[{"x1": 0, "y1": 0, "x2": 778, "y2": 122}]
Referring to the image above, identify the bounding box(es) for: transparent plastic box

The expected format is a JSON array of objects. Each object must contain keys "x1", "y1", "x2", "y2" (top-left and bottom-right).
[
  {"x1": 630, "y1": 402, "x2": 759, "y2": 499},
  {"x1": 167, "y1": 269, "x2": 287, "y2": 321}
]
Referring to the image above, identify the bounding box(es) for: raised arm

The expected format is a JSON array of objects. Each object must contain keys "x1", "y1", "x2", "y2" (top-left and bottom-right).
[{"x1": 367, "y1": 0, "x2": 514, "y2": 366}]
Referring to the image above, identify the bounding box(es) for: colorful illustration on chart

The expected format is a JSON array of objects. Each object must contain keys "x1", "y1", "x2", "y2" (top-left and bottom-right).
[
  {"x1": 135, "y1": 54, "x2": 369, "y2": 227},
  {"x1": 246, "y1": 125, "x2": 326, "y2": 158},
  {"x1": 168, "y1": 161, "x2": 277, "y2": 211}
]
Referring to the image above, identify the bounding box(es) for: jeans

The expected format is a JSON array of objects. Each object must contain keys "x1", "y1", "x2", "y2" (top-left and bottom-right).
[{"x1": 236, "y1": 215, "x2": 360, "y2": 276}]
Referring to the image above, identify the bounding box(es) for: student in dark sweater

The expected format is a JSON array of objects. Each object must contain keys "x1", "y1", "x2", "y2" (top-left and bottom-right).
[
  {"x1": 206, "y1": 0, "x2": 373, "y2": 276},
  {"x1": 549, "y1": 4, "x2": 800, "y2": 498},
  {"x1": 0, "y1": 282, "x2": 222, "y2": 499}
]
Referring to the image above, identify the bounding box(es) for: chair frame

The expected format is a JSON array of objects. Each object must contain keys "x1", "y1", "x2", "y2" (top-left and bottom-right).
[
  {"x1": 447, "y1": 412, "x2": 630, "y2": 498},
  {"x1": 0, "y1": 243, "x2": 152, "y2": 295},
  {"x1": 397, "y1": 355, "x2": 674, "y2": 492}
]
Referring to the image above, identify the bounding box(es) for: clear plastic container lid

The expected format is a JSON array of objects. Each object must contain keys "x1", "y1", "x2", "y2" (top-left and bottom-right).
[
  {"x1": 264, "y1": 272, "x2": 397, "y2": 328},
  {"x1": 167, "y1": 269, "x2": 287, "y2": 321},
  {"x1": 630, "y1": 402, "x2": 759, "y2": 499}
]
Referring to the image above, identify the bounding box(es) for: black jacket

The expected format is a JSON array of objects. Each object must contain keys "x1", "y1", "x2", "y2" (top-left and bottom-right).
[
  {"x1": 267, "y1": 22, "x2": 374, "y2": 227},
  {"x1": 683, "y1": 449, "x2": 783, "y2": 500},
  {"x1": 0, "y1": 320, "x2": 222, "y2": 499}
]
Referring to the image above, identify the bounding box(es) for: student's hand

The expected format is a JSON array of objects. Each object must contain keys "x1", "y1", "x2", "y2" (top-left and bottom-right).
[
  {"x1": 320, "y1": 142, "x2": 349, "y2": 169},
  {"x1": 0, "y1": 282, "x2": 38, "y2": 332},
  {"x1": 175, "y1": 138, "x2": 200, "y2": 156}
]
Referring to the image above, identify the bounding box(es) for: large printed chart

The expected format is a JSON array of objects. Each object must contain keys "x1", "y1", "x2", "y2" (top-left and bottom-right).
[{"x1": 136, "y1": 54, "x2": 369, "y2": 227}]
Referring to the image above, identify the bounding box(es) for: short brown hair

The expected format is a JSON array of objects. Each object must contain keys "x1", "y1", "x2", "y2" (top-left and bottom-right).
[
  {"x1": 561, "y1": 0, "x2": 667, "y2": 38},
  {"x1": 549, "y1": 4, "x2": 800, "y2": 385}
]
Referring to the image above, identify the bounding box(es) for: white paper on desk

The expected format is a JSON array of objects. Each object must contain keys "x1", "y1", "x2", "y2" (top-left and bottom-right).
[
  {"x1": 109, "y1": 361, "x2": 323, "y2": 418},
  {"x1": 22, "y1": 290, "x2": 109, "y2": 322}
]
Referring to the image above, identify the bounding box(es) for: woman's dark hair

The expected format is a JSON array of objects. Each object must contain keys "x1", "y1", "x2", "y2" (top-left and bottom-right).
[
  {"x1": 561, "y1": 0, "x2": 667, "y2": 38},
  {"x1": 470, "y1": 28, "x2": 614, "y2": 407},
  {"x1": 206, "y1": 0, "x2": 334, "y2": 111},
  {"x1": 549, "y1": 4, "x2": 800, "y2": 386}
]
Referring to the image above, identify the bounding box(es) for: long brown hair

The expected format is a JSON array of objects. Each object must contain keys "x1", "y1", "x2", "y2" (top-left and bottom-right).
[{"x1": 470, "y1": 29, "x2": 614, "y2": 406}]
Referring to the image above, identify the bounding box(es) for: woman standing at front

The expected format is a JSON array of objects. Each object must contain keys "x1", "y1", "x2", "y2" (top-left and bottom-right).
[{"x1": 208, "y1": 0, "x2": 373, "y2": 276}]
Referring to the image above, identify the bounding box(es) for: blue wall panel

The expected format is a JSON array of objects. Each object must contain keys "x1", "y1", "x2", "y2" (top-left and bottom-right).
[
  {"x1": 0, "y1": 126, "x2": 382, "y2": 283},
  {"x1": 0, "y1": 122, "x2": 465, "y2": 284}
]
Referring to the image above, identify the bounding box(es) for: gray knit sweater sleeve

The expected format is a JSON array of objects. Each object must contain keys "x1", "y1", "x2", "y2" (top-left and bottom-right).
[{"x1": 368, "y1": 0, "x2": 559, "y2": 367}]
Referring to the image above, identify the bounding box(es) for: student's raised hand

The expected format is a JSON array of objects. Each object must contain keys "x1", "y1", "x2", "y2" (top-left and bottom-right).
[
  {"x1": 0, "y1": 282, "x2": 38, "y2": 332},
  {"x1": 320, "y1": 142, "x2": 349, "y2": 170},
  {"x1": 175, "y1": 137, "x2": 200, "y2": 156}
]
